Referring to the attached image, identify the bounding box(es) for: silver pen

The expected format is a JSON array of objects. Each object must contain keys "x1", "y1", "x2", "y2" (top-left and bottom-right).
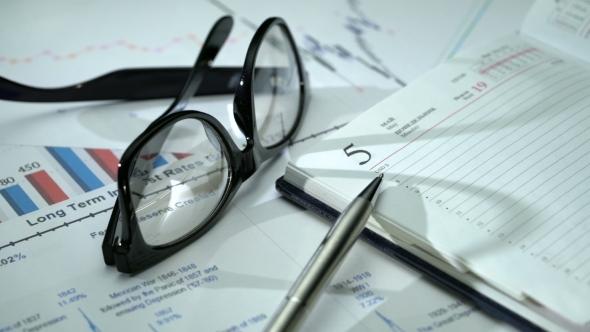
[{"x1": 265, "y1": 174, "x2": 384, "y2": 332}]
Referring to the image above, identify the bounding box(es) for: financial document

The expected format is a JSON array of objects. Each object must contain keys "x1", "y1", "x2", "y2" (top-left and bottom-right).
[{"x1": 0, "y1": 0, "x2": 532, "y2": 330}]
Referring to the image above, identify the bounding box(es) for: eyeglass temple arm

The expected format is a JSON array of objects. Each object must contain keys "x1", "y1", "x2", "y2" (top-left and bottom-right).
[
  {"x1": 159, "y1": 15, "x2": 233, "y2": 117},
  {"x1": 0, "y1": 66, "x2": 241, "y2": 103},
  {"x1": 0, "y1": 16, "x2": 235, "y2": 106}
]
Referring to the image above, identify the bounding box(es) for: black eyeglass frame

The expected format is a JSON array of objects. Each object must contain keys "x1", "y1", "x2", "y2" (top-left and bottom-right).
[{"x1": 101, "y1": 16, "x2": 309, "y2": 274}]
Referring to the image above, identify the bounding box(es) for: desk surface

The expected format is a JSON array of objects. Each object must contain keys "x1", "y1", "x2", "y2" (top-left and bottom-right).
[{"x1": 0, "y1": 1, "x2": 532, "y2": 330}]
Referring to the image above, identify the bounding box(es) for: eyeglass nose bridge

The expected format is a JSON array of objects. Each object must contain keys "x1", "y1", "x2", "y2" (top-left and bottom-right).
[
  {"x1": 228, "y1": 87, "x2": 263, "y2": 181},
  {"x1": 239, "y1": 146, "x2": 262, "y2": 181}
]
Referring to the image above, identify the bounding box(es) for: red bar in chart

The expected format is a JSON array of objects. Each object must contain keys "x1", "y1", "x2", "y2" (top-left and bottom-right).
[
  {"x1": 25, "y1": 170, "x2": 68, "y2": 205},
  {"x1": 85, "y1": 148, "x2": 119, "y2": 181},
  {"x1": 172, "y1": 153, "x2": 193, "y2": 160}
]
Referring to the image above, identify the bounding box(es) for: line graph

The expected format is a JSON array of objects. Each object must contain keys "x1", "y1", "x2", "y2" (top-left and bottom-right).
[
  {"x1": 0, "y1": 207, "x2": 112, "y2": 251},
  {"x1": 0, "y1": 30, "x2": 250, "y2": 65},
  {"x1": 290, "y1": 122, "x2": 348, "y2": 145},
  {"x1": 207, "y1": 0, "x2": 406, "y2": 90},
  {"x1": 344, "y1": 0, "x2": 406, "y2": 87},
  {"x1": 0, "y1": 34, "x2": 201, "y2": 64}
]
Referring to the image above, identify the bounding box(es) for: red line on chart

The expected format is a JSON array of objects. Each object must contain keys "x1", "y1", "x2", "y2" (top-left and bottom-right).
[
  {"x1": 479, "y1": 48, "x2": 538, "y2": 75},
  {"x1": 369, "y1": 56, "x2": 558, "y2": 170},
  {"x1": 0, "y1": 34, "x2": 206, "y2": 65},
  {"x1": 227, "y1": 30, "x2": 250, "y2": 44}
]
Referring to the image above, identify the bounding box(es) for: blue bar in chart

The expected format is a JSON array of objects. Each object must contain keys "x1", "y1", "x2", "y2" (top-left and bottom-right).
[
  {"x1": 0, "y1": 185, "x2": 38, "y2": 216},
  {"x1": 46, "y1": 147, "x2": 104, "y2": 192},
  {"x1": 153, "y1": 155, "x2": 168, "y2": 168}
]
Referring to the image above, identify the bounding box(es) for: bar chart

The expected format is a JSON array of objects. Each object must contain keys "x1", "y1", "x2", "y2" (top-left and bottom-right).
[
  {"x1": 0, "y1": 144, "x2": 204, "y2": 253},
  {"x1": 0, "y1": 145, "x2": 188, "y2": 223},
  {"x1": 0, "y1": 146, "x2": 119, "y2": 221}
]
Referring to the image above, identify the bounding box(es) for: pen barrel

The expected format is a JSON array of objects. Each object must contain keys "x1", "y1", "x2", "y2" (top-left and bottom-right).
[{"x1": 265, "y1": 197, "x2": 373, "y2": 332}]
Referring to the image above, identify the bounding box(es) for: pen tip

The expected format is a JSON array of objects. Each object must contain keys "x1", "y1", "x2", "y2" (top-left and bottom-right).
[{"x1": 359, "y1": 174, "x2": 384, "y2": 200}]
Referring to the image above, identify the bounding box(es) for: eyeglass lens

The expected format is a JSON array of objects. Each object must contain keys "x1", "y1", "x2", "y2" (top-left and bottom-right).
[
  {"x1": 254, "y1": 25, "x2": 300, "y2": 148},
  {"x1": 126, "y1": 23, "x2": 300, "y2": 248},
  {"x1": 129, "y1": 119, "x2": 231, "y2": 246}
]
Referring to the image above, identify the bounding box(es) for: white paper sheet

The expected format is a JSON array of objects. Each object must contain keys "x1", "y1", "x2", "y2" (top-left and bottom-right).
[{"x1": 0, "y1": 0, "x2": 532, "y2": 330}]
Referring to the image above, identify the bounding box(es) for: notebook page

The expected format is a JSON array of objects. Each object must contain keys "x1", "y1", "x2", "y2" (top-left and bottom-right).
[
  {"x1": 521, "y1": 0, "x2": 590, "y2": 63},
  {"x1": 289, "y1": 34, "x2": 590, "y2": 325}
]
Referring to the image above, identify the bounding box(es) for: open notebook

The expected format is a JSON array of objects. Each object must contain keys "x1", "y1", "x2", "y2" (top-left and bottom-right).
[{"x1": 282, "y1": 0, "x2": 590, "y2": 331}]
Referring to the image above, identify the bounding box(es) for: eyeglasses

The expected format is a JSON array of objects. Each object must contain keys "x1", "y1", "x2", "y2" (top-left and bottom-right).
[
  {"x1": 0, "y1": 16, "x2": 308, "y2": 274},
  {"x1": 102, "y1": 16, "x2": 307, "y2": 273}
]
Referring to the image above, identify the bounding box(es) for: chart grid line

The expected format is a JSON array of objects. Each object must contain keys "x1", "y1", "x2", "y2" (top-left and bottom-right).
[{"x1": 0, "y1": 207, "x2": 113, "y2": 251}]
